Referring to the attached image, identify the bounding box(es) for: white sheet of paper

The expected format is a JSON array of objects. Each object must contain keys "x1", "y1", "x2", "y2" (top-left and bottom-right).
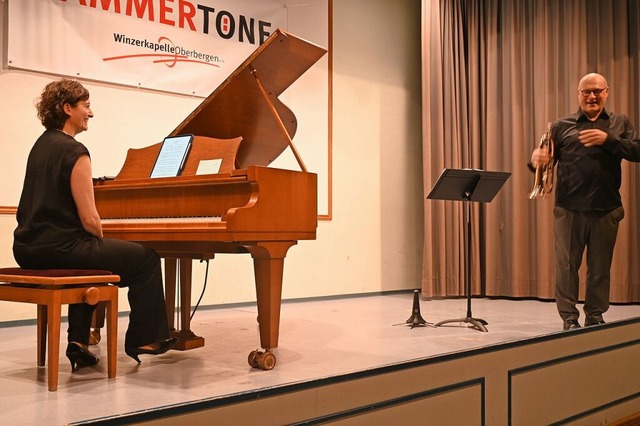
[{"x1": 196, "y1": 159, "x2": 223, "y2": 175}]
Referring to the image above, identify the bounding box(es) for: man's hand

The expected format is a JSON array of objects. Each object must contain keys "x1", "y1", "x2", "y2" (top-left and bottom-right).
[
  {"x1": 578, "y1": 129, "x2": 607, "y2": 147},
  {"x1": 531, "y1": 147, "x2": 550, "y2": 168}
]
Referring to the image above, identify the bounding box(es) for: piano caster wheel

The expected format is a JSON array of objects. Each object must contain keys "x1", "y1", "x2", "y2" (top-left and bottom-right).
[
  {"x1": 248, "y1": 350, "x2": 276, "y2": 370},
  {"x1": 248, "y1": 350, "x2": 260, "y2": 368}
]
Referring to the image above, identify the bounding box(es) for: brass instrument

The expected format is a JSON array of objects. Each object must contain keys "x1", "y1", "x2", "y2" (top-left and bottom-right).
[{"x1": 529, "y1": 122, "x2": 554, "y2": 199}]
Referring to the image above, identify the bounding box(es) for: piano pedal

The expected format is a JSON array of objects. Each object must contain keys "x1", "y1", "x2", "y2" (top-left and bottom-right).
[
  {"x1": 89, "y1": 328, "x2": 101, "y2": 345},
  {"x1": 248, "y1": 349, "x2": 277, "y2": 370}
]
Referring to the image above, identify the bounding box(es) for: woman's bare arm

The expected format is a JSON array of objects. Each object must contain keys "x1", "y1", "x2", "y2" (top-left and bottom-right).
[{"x1": 70, "y1": 155, "x2": 103, "y2": 237}]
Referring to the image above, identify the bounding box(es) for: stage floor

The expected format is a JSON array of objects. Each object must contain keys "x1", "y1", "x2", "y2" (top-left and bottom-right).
[{"x1": 1, "y1": 293, "x2": 639, "y2": 425}]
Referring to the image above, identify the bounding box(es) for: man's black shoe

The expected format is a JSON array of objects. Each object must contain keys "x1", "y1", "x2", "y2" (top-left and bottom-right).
[
  {"x1": 563, "y1": 319, "x2": 581, "y2": 330},
  {"x1": 585, "y1": 318, "x2": 605, "y2": 327}
]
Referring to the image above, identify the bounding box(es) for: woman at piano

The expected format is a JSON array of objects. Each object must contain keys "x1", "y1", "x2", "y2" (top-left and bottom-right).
[{"x1": 12, "y1": 78, "x2": 178, "y2": 369}]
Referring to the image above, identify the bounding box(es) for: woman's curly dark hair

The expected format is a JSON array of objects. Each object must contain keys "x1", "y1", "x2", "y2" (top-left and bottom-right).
[{"x1": 36, "y1": 79, "x2": 90, "y2": 130}]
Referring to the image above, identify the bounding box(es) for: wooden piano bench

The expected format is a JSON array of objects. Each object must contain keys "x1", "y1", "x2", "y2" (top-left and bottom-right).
[{"x1": 0, "y1": 268, "x2": 120, "y2": 391}]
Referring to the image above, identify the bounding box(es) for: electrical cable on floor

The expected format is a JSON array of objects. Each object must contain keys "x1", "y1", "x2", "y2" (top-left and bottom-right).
[{"x1": 190, "y1": 259, "x2": 210, "y2": 321}]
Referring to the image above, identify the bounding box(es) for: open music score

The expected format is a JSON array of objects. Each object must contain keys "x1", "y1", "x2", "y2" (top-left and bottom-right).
[
  {"x1": 94, "y1": 29, "x2": 326, "y2": 370},
  {"x1": 149, "y1": 134, "x2": 193, "y2": 178}
]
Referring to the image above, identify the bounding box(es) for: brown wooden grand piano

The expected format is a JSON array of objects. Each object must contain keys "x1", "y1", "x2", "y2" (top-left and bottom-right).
[{"x1": 94, "y1": 29, "x2": 327, "y2": 370}]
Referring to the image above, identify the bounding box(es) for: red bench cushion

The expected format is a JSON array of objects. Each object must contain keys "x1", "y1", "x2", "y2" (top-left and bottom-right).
[{"x1": 0, "y1": 268, "x2": 114, "y2": 277}]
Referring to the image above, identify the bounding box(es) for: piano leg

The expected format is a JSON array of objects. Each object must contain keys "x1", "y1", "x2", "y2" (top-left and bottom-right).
[
  {"x1": 245, "y1": 241, "x2": 296, "y2": 370},
  {"x1": 164, "y1": 259, "x2": 177, "y2": 332},
  {"x1": 164, "y1": 258, "x2": 204, "y2": 350}
]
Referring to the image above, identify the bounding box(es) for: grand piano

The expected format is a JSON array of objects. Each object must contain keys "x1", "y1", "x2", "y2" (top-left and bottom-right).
[{"x1": 94, "y1": 29, "x2": 327, "y2": 370}]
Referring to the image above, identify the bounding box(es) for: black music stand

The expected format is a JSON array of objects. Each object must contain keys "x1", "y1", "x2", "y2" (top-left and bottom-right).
[{"x1": 427, "y1": 168, "x2": 510, "y2": 332}]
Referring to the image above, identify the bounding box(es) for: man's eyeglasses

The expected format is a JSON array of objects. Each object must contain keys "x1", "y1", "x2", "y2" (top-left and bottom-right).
[{"x1": 579, "y1": 88, "x2": 607, "y2": 97}]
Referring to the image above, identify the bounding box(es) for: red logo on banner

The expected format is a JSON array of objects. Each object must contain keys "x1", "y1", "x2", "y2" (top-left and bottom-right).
[{"x1": 103, "y1": 36, "x2": 220, "y2": 68}]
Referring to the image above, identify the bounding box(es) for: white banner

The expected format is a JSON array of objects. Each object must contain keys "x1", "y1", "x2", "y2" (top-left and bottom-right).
[{"x1": 8, "y1": 0, "x2": 287, "y2": 96}]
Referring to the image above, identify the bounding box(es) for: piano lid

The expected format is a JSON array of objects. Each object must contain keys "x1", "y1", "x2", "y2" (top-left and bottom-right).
[{"x1": 170, "y1": 28, "x2": 327, "y2": 169}]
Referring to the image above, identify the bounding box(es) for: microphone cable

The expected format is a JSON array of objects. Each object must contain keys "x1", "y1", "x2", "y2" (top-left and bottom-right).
[{"x1": 190, "y1": 259, "x2": 210, "y2": 321}]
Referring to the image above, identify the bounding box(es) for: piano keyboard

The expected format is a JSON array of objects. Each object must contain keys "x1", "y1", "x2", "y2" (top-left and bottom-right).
[{"x1": 101, "y1": 216, "x2": 223, "y2": 224}]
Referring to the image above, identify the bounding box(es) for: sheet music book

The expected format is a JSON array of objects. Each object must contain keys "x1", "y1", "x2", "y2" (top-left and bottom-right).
[{"x1": 150, "y1": 134, "x2": 194, "y2": 178}]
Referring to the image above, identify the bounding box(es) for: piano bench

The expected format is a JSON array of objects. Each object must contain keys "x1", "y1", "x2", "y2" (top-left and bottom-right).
[{"x1": 0, "y1": 268, "x2": 120, "y2": 391}]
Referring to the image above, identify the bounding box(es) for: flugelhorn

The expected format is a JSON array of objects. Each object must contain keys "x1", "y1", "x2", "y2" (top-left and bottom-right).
[{"x1": 529, "y1": 122, "x2": 554, "y2": 199}]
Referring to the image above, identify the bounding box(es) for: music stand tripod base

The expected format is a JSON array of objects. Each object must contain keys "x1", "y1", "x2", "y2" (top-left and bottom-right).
[{"x1": 435, "y1": 316, "x2": 488, "y2": 332}]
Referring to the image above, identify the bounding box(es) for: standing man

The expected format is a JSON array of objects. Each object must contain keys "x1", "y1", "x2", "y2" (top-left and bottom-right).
[{"x1": 531, "y1": 73, "x2": 640, "y2": 330}]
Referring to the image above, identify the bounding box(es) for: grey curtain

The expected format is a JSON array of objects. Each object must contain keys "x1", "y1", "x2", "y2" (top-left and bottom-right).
[{"x1": 421, "y1": 0, "x2": 640, "y2": 302}]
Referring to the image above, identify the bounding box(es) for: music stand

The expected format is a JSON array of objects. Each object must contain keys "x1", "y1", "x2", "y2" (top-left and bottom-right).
[{"x1": 427, "y1": 168, "x2": 510, "y2": 332}]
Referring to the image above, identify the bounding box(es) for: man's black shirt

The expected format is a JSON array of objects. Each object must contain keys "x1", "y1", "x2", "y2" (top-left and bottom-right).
[{"x1": 552, "y1": 108, "x2": 640, "y2": 212}]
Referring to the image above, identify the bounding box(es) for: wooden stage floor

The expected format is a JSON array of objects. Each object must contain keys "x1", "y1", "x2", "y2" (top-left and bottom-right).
[{"x1": 1, "y1": 292, "x2": 639, "y2": 425}]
